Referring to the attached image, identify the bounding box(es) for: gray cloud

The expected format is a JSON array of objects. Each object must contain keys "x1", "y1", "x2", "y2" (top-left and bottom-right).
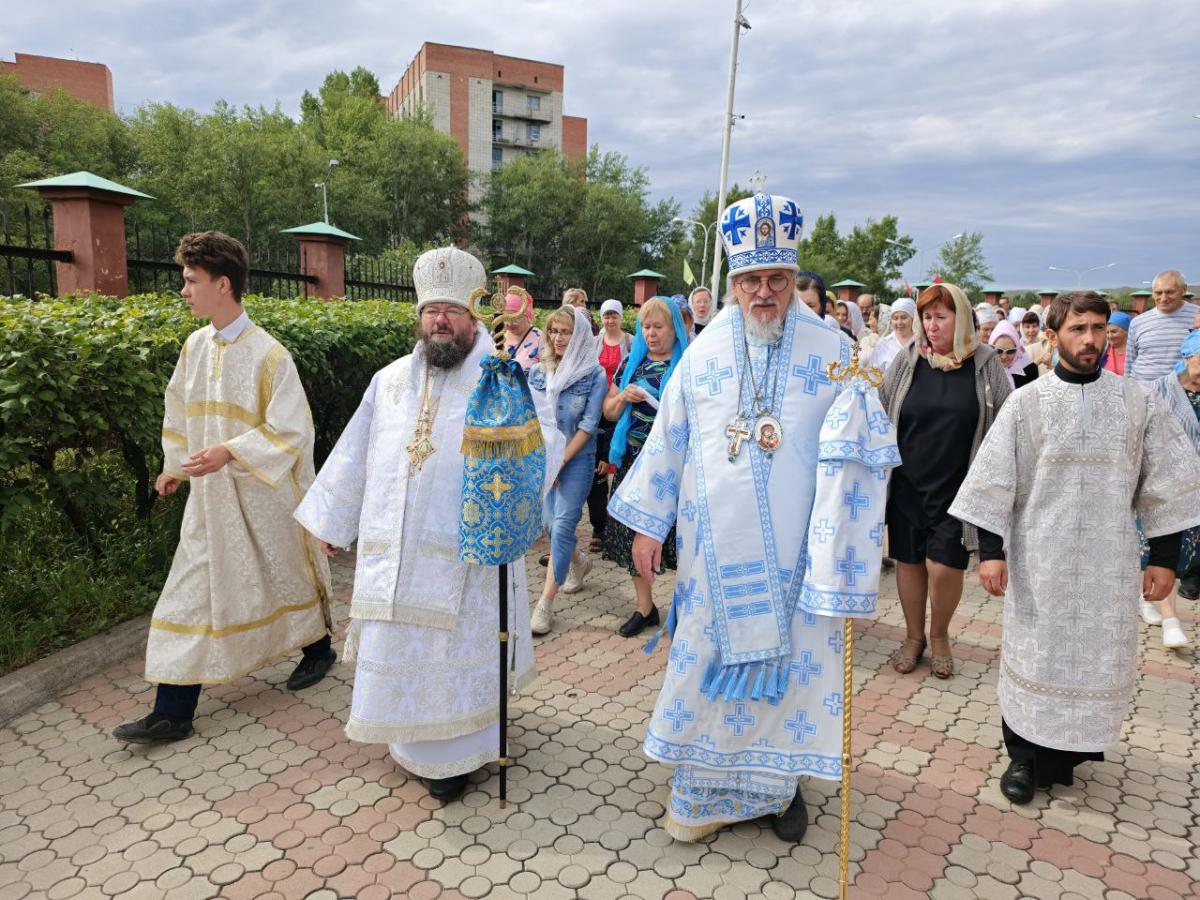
[{"x1": 8, "y1": 0, "x2": 1197, "y2": 286}]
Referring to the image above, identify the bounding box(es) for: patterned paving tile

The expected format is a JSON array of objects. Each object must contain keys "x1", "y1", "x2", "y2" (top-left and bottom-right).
[{"x1": 1, "y1": 538, "x2": 1197, "y2": 898}]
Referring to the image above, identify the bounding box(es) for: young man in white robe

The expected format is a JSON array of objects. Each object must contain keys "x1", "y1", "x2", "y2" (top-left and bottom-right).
[
  {"x1": 610, "y1": 188, "x2": 897, "y2": 842},
  {"x1": 950, "y1": 291, "x2": 1200, "y2": 804},
  {"x1": 114, "y1": 232, "x2": 334, "y2": 745},
  {"x1": 295, "y1": 246, "x2": 563, "y2": 803}
]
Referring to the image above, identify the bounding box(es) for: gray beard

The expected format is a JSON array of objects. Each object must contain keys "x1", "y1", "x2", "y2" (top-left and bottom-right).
[
  {"x1": 421, "y1": 333, "x2": 475, "y2": 370},
  {"x1": 744, "y1": 313, "x2": 785, "y2": 344}
]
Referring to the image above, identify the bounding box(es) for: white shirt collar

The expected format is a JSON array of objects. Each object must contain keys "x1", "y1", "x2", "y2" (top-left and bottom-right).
[{"x1": 214, "y1": 310, "x2": 251, "y2": 342}]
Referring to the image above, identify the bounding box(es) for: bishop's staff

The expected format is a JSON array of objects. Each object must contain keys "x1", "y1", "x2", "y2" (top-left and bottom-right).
[
  {"x1": 824, "y1": 346, "x2": 886, "y2": 900},
  {"x1": 457, "y1": 286, "x2": 547, "y2": 809}
]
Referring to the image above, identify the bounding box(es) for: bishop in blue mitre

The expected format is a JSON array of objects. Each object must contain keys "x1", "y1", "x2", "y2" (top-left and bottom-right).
[{"x1": 608, "y1": 184, "x2": 899, "y2": 842}]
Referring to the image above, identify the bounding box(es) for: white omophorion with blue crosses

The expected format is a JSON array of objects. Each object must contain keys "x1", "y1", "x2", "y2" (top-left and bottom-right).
[{"x1": 608, "y1": 288, "x2": 898, "y2": 832}]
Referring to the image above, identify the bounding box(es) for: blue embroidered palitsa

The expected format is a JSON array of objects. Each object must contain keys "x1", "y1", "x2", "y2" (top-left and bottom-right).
[{"x1": 458, "y1": 353, "x2": 546, "y2": 566}]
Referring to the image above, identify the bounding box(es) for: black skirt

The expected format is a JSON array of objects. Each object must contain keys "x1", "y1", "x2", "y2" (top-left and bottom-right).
[{"x1": 601, "y1": 457, "x2": 678, "y2": 577}]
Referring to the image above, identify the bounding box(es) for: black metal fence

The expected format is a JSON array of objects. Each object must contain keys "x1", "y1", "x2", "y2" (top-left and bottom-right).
[
  {"x1": 126, "y1": 222, "x2": 317, "y2": 298},
  {"x1": 345, "y1": 254, "x2": 415, "y2": 301},
  {"x1": 0, "y1": 198, "x2": 66, "y2": 297}
]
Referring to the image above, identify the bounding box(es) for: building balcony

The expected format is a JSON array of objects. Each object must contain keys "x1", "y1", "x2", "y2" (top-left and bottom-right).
[
  {"x1": 493, "y1": 134, "x2": 548, "y2": 150},
  {"x1": 491, "y1": 103, "x2": 552, "y2": 123}
]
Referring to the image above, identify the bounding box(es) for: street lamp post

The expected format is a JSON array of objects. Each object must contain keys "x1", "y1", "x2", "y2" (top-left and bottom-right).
[
  {"x1": 674, "y1": 217, "x2": 715, "y2": 288},
  {"x1": 709, "y1": 0, "x2": 750, "y2": 298},
  {"x1": 1047, "y1": 262, "x2": 1116, "y2": 288},
  {"x1": 314, "y1": 158, "x2": 339, "y2": 224}
]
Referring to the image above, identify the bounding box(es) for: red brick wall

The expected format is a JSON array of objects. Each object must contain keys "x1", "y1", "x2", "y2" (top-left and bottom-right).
[
  {"x1": 0, "y1": 53, "x2": 113, "y2": 110},
  {"x1": 562, "y1": 115, "x2": 588, "y2": 162}
]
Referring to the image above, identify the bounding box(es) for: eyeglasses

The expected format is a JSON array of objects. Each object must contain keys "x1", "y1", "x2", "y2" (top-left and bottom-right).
[
  {"x1": 547, "y1": 328, "x2": 573, "y2": 338},
  {"x1": 735, "y1": 273, "x2": 791, "y2": 292},
  {"x1": 420, "y1": 305, "x2": 471, "y2": 319},
  {"x1": 995, "y1": 348, "x2": 1018, "y2": 357}
]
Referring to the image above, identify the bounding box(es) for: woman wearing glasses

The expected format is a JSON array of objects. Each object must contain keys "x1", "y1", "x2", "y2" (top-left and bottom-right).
[{"x1": 989, "y1": 320, "x2": 1040, "y2": 389}]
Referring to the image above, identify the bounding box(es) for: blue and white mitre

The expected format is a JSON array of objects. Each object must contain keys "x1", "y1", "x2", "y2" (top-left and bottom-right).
[{"x1": 719, "y1": 191, "x2": 804, "y2": 274}]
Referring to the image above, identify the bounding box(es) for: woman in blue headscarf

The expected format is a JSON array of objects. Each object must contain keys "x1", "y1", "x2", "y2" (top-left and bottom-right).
[
  {"x1": 1141, "y1": 329, "x2": 1200, "y2": 648},
  {"x1": 600, "y1": 296, "x2": 689, "y2": 637},
  {"x1": 1101, "y1": 311, "x2": 1132, "y2": 375}
]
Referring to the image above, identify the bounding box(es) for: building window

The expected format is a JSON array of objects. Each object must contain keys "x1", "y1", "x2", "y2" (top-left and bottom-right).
[
  {"x1": 493, "y1": 119, "x2": 503, "y2": 141},
  {"x1": 492, "y1": 89, "x2": 502, "y2": 113},
  {"x1": 526, "y1": 95, "x2": 541, "y2": 112},
  {"x1": 492, "y1": 147, "x2": 503, "y2": 169},
  {"x1": 527, "y1": 123, "x2": 540, "y2": 144}
]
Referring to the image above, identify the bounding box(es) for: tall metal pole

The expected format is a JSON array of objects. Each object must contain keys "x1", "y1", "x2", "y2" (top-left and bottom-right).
[{"x1": 709, "y1": 0, "x2": 745, "y2": 300}]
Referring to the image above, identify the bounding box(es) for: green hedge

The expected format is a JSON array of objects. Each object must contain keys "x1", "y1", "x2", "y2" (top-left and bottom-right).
[{"x1": 0, "y1": 292, "x2": 417, "y2": 674}]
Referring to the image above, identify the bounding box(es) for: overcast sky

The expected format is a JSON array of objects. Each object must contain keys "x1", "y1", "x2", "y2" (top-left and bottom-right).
[{"x1": 9, "y1": 0, "x2": 1198, "y2": 287}]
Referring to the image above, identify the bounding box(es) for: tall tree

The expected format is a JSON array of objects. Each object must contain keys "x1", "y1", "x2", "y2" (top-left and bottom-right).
[{"x1": 928, "y1": 232, "x2": 993, "y2": 299}]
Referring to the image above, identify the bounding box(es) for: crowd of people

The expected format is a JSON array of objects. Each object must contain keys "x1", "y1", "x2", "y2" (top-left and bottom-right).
[{"x1": 111, "y1": 212, "x2": 1199, "y2": 847}]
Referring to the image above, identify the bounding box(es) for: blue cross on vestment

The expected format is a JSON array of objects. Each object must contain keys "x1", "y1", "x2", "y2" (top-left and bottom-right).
[
  {"x1": 822, "y1": 460, "x2": 844, "y2": 477},
  {"x1": 793, "y1": 355, "x2": 832, "y2": 395},
  {"x1": 790, "y1": 649, "x2": 823, "y2": 685},
  {"x1": 828, "y1": 630, "x2": 845, "y2": 654},
  {"x1": 784, "y1": 710, "x2": 818, "y2": 744},
  {"x1": 869, "y1": 521, "x2": 885, "y2": 548},
  {"x1": 868, "y1": 410, "x2": 891, "y2": 436},
  {"x1": 721, "y1": 205, "x2": 752, "y2": 244},
  {"x1": 681, "y1": 500, "x2": 698, "y2": 523},
  {"x1": 669, "y1": 639, "x2": 699, "y2": 675},
  {"x1": 779, "y1": 201, "x2": 803, "y2": 240},
  {"x1": 669, "y1": 423, "x2": 689, "y2": 451},
  {"x1": 836, "y1": 547, "x2": 868, "y2": 587},
  {"x1": 662, "y1": 699, "x2": 695, "y2": 734},
  {"x1": 813, "y1": 518, "x2": 835, "y2": 544},
  {"x1": 842, "y1": 480, "x2": 870, "y2": 520},
  {"x1": 677, "y1": 578, "x2": 703, "y2": 614},
  {"x1": 696, "y1": 358, "x2": 734, "y2": 396},
  {"x1": 723, "y1": 702, "x2": 756, "y2": 737},
  {"x1": 825, "y1": 406, "x2": 850, "y2": 429},
  {"x1": 652, "y1": 469, "x2": 678, "y2": 501},
  {"x1": 823, "y1": 693, "x2": 844, "y2": 716}
]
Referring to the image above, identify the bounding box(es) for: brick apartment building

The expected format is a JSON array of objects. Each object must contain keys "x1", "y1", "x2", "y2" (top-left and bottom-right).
[
  {"x1": 385, "y1": 42, "x2": 587, "y2": 201},
  {"x1": 1, "y1": 52, "x2": 114, "y2": 111}
]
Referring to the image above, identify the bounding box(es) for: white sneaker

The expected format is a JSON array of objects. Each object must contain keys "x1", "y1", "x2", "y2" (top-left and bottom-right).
[
  {"x1": 530, "y1": 596, "x2": 553, "y2": 636},
  {"x1": 561, "y1": 551, "x2": 593, "y2": 594},
  {"x1": 1140, "y1": 600, "x2": 1164, "y2": 626},
  {"x1": 1161, "y1": 618, "x2": 1191, "y2": 649}
]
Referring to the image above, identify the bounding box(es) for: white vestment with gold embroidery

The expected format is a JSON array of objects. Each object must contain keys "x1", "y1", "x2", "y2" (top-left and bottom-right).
[
  {"x1": 145, "y1": 322, "x2": 331, "y2": 686},
  {"x1": 295, "y1": 329, "x2": 563, "y2": 776}
]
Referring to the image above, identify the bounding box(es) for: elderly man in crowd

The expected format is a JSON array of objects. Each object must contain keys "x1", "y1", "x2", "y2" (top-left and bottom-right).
[{"x1": 1127, "y1": 270, "x2": 1199, "y2": 381}]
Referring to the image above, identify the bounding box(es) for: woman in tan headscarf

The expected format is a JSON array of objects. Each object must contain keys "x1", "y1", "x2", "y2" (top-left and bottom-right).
[{"x1": 879, "y1": 284, "x2": 1013, "y2": 678}]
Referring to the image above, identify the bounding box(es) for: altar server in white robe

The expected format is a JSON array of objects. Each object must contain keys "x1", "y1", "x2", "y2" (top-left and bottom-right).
[
  {"x1": 950, "y1": 291, "x2": 1200, "y2": 805},
  {"x1": 296, "y1": 246, "x2": 562, "y2": 803},
  {"x1": 609, "y1": 187, "x2": 897, "y2": 842},
  {"x1": 114, "y1": 231, "x2": 333, "y2": 746}
]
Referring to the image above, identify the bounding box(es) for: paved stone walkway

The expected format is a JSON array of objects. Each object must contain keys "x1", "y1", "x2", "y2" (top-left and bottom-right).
[{"x1": 1, "y1": 544, "x2": 1197, "y2": 899}]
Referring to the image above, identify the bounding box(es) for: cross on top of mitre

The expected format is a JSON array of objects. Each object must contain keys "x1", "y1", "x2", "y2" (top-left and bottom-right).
[{"x1": 749, "y1": 170, "x2": 767, "y2": 194}]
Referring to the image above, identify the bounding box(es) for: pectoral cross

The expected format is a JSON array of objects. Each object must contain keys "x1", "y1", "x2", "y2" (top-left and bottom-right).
[{"x1": 725, "y1": 418, "x2": 751, "y2": 462}]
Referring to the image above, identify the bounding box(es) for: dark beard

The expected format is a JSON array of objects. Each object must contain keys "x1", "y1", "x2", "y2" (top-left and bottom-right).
[
  {"x1": 1057, "y1": 343, "x2": 1101, "y2": 374},
  {"x1": 421, "y1": 332, "x2": 475, "y2": 370}
]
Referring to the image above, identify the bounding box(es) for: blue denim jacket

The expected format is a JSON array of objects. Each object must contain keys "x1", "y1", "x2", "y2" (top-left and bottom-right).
[{"x1": 528, "y1": 365, "x2": 608, "y2": 442}]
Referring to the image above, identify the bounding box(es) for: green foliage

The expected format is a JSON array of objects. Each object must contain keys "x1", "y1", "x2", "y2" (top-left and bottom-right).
[
  {"x1": 0, "y1": 291, "x2": 417, "y2": 673},
  {"x1": 478, "y1": 147, "x2": 679, "y2": 302},
  {"x1": 928, "y1": 232, "x2": 994, "y2": 299},
  {"x1": 796, "y1": 213, "x2": 916, "y2": 301}
]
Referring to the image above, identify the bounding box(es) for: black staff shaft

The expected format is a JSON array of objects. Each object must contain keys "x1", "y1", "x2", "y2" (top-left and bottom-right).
[{"x1": 498, "y1": 563, "x2": 509, "y2": 808}]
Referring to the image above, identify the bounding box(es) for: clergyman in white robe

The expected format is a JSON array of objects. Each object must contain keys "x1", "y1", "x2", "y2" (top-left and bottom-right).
[
  {"x1": 296, "y1": 258, "x2": 562, "y2": 788},
  {"x1": 950, "y1": 363, "x2": 1200, "y2": 790}
]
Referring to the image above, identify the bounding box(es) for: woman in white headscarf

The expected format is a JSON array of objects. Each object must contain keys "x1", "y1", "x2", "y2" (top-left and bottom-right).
[
  {"x1": 868, "y1": 298, "x2": 917, "y2": 373},
  {"x1": 975, "y1": 303, "x2": 999, "y2": 345},
  {"x1": 527, "y1": 306, "x2": 609, "y2": 635},
  {"x1": 834, "y1": 299, "x2": 867, "y2": 343},
  {"x1": 687, "y1": 286, "x2": 717, "y2": 334}
]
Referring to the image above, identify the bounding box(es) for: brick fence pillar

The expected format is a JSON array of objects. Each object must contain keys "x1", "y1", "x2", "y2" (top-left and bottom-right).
[{"x1": 282, "y1": 222, "x2": 360, "y2": 299}]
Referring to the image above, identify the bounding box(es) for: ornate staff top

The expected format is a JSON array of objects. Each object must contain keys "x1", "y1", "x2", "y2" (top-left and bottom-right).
[
  {"x1": 826, "y1": 342, "x2": 883, "y2": 388},
  {"x1": 468, "y1": 285, "x2": 534, "y2": 361}
]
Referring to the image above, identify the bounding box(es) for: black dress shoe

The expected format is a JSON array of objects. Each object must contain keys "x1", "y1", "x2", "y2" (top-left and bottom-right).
[
  {"x1": 287, "y1": 649, "x2": 337, "y2": 691},
  {"x1": 539, "y1": 553, "x2": 550, "y2": 567},
  {"x1": 770, "y1": 790, "x2": 809, "y2": 842},
  {"x1": 425, "y1": 774, "x2": 469, "y2": 803},
  {"x1": 113, "y1": 713, "x2": 193, "y2": 745},
  {"x1": 618, "y1": 606, "x2": 659, "y2": 638},
  {"x1": 1000, "y1": 760, "x2": 1036, "y2": 805},
  {"x1": 1178, "y1": 574, "x2": 1200, "y2": 601}
]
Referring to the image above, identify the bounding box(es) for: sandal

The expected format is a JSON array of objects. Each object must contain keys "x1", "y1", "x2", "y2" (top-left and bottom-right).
[
  {"x1": 889, "y1": 638, "x2": 926, "y2": 675},
  {"x1": 588, "y1": 535, "x2": 604, "y2": 553},
  {"x1": 929, "y1": 637, "x2": 954, "y2": 679}
]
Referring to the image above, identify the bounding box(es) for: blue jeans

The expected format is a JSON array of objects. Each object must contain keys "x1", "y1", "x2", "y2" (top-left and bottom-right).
[{"x1": 544, "y1": 449, "x2": 596, "y2": 586}]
